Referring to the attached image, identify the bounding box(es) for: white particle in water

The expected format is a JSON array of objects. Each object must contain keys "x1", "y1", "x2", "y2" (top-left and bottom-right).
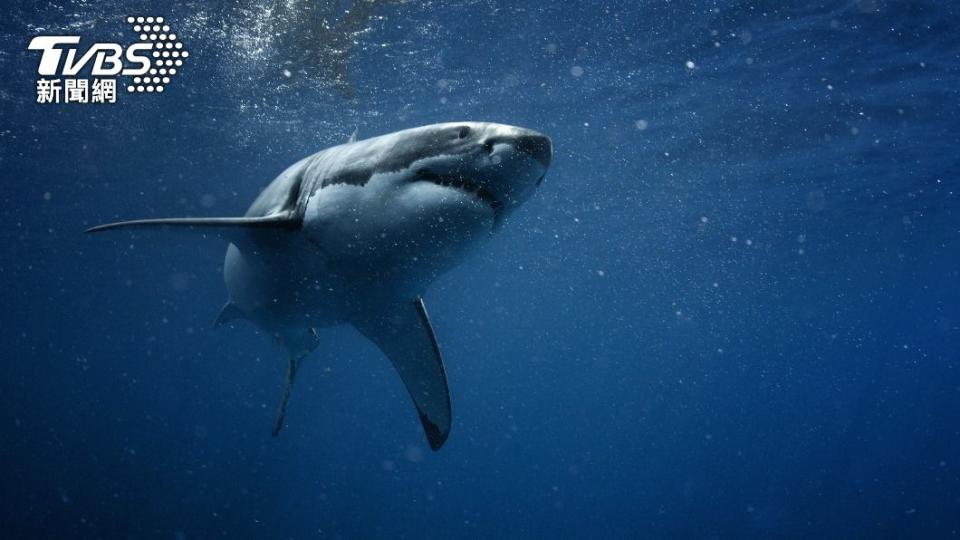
[
  {"x1": 570, "y1": 65, "x2": 584, "y2": 77},
  {"x1": 685, "y1": 60, "x2": 696, "y2": 69}
]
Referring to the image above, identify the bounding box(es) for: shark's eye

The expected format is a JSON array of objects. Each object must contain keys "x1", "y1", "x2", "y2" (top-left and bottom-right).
[{"x1": 457, "y1": 126, "x2": 471, "y2": 139}]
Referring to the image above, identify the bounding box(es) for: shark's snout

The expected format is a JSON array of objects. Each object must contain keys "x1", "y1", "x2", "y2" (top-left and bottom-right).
[{"x1": 515, "y1": 133, "x2": 552, "y2": 169}]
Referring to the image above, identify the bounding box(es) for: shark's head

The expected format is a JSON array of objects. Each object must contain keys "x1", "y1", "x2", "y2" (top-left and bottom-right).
[
  {"x1": 391, "y1": 122, "x2": 552, "y2": 222},
  {"x1": 302, "y1": 122, "x2": 552, "y2": 289}
]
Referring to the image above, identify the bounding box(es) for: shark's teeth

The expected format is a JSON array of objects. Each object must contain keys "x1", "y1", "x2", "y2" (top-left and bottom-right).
[{"x1": 415, "y1": 170, "x2": 501, "y2": 210}]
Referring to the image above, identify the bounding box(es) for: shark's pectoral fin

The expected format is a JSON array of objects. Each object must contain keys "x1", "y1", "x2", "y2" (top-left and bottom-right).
[
  {"x1": 352, "y1": 297, "x2": 451, "y2": 451},
  {"x1": 84, "y1": 212, "x2": 301, "y2": 241}
]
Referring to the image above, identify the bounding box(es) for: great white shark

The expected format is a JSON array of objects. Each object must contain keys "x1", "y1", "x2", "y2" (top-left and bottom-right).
[{"x1": 87, "y1": 122, "x2": 552, "y2": 450}]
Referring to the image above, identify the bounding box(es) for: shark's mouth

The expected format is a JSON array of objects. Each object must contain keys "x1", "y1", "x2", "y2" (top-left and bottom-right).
[{"x1": 415, "y1": 170, "x2": 502, "y2": 211}]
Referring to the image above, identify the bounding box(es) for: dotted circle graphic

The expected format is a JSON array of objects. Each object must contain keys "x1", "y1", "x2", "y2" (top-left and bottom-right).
[{"x1": 125, "y1": 16, "x2": 189, "y2": 94}]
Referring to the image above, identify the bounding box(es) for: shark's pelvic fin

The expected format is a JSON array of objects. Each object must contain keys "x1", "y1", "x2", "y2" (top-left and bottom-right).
[
  {"x1": 352, "y1": 296, "x2": 451, "y2": 451},
  {"x1": 271, "y1": 328, "x2": 320, "y2": 437},
  {"x1": 214, "y1": 302, "x2": 245, "y2": 327},
  {"x1": 272, "y1": 355, "x2": 302, "y2": 438},
  {"x1": 84, "y1": 212, "x2": 301, "y2": 235},
  {"x1": 348, "y1": 128, "x2": 359, "y2": 143}
]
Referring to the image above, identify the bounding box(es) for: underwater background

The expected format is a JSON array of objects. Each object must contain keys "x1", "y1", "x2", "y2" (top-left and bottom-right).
[{"x1": 1, "y1": 0, "x2": 959, "y2": 538}]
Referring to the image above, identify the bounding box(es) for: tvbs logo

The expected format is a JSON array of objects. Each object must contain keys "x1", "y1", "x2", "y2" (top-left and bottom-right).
[{"x1": 27, "y1": 16, "x2": 189, "y2": 104}]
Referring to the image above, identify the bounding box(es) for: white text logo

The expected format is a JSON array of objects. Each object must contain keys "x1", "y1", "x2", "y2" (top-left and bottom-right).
[{"x1": 28, "y1": 16, "x2": 190, "y2": 104}]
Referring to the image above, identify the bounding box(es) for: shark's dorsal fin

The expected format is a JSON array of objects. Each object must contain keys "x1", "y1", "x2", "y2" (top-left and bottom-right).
[{"x1": 351, "y1": 296, "x2": 451, "y2": 450}]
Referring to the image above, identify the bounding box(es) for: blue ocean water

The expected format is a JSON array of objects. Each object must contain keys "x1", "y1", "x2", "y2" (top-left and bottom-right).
[{"x1": 1, "y1": 0, "x2": 959, "y2": 537}]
